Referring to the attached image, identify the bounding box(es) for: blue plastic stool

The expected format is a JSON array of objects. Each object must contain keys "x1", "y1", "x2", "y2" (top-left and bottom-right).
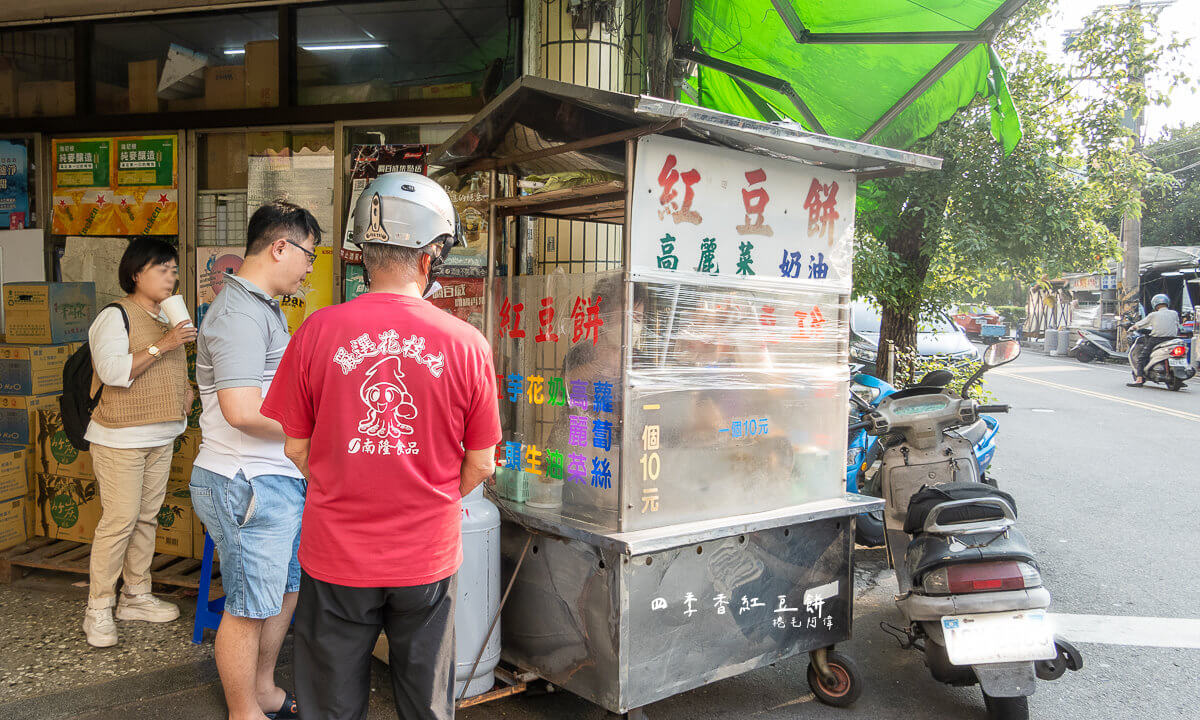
[{"x1": 192, "y1": 531, "x2": 226, "y2": 644}]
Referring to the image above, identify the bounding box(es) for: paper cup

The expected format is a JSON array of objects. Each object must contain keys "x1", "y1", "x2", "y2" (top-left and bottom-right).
[{"x1": 162, "y1": 295, "x2": 193, "y2": 327}]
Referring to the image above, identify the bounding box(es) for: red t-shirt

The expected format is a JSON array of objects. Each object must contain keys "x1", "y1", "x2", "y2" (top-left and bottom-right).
[{"x1": 261, "y1": 292, "x2": 501, "y2": 587}]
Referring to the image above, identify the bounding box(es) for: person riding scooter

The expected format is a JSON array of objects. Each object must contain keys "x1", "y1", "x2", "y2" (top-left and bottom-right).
[{"x1": 1128, "y1": 293, "x2": 1179, "y2": 387}]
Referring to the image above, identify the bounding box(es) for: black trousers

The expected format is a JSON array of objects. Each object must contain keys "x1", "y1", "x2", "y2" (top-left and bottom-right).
[
  {"x1": 294, "y1": 571, "x2": 457, "y2": 720},
  {"x1": 1136, "y1": 336, "x2": 1173, "y2": 378}
]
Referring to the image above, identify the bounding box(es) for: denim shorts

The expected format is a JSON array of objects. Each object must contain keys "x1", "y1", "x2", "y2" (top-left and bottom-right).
[{"x1": 190, "y1": 467, "x2": 305, "y2": 619}]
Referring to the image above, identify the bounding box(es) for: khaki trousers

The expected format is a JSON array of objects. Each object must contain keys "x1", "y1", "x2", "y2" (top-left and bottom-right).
[{"x1": 87, "y1": 443, "x2": 172, "y2": 607}]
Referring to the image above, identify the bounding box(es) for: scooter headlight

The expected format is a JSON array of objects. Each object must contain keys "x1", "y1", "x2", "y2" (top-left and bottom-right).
[
  {"x1": 846, "y1": 447, "x2": 864, "y2": 467},
  {"x1": 850, "y1": 382, "x2": 880, "y2": 405}
]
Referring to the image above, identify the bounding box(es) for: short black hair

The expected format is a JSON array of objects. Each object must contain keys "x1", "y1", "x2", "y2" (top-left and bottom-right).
[
  {"x1": 118, "y1": 238, "x2": 178, "y2": 294},
  {"x1": 245, "y1": 200, "x2": 323, "y2": 257},
  {"x1": 362, "y1": 243, "x2": 424, "y2": 278}
]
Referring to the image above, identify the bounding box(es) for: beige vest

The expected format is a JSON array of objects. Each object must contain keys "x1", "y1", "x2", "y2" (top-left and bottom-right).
[{"x1": 91, "y1": 297, "x2": 192, "y2": 429}]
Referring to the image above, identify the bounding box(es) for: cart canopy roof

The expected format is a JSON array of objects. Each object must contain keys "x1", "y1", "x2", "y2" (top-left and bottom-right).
[
  {"x1": 431, "y1": 76, "x2": 942, "y2": 178},
  {"x1": 684, "y1": 0, "x2": 1027, "y2": 152}
]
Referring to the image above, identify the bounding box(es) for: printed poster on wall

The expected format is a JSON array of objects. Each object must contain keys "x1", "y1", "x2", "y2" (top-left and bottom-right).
[
  {"x1": 248, "y1": 151, "x2": 335, "y2": 250},
  {"x1": 428, "y1": 277, "x2": 485, "y2": 332},
  {"x1": 629, "y1": 135, "x2": 856, "y2": 292},
  {"x1": 341, "y1": 144, "x2": 428, "y2": 262},
  {"x1": 434, "y1": 170, "x2": 489, "y2": 268},
  {"x1": 0, "y1": 140, "x2": 30, "y2": 229},
  {"x1": 52, "y1": 138, "x2": 115, "y2": 236},
  {"x1": 280, "y1": 245, "x2": 335, "y2": 334},
  {"x1": 196, "y1": 245, "x2": 245, "y2": 327},
  {"x1": 113, "y1": 135, "x2": 178, "y2": 235}
]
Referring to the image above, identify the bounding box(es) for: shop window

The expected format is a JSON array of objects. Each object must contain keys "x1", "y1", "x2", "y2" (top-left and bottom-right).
[
  {"x1": 195, "y1": 129, "x2": 334, "y2": 330},
  {"x1": 295, "y1": 0, "x2": 517, "y2": 106},
  {"x1": 0, "y1": 27, "x2": 75, "y2": 119},
  {"x1": 92, "y1": 10, "x2": 279, "y2": 115}
]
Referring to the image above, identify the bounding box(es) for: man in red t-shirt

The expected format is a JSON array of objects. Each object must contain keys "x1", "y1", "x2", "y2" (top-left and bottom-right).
[{"x1": 261, "y1": 173, "x2": 500, "y2": 720}]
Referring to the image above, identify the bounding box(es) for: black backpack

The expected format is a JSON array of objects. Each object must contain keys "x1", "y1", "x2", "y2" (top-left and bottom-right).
[{"x1": 60, "y1": 303, "x2": 129, "y2": 452}]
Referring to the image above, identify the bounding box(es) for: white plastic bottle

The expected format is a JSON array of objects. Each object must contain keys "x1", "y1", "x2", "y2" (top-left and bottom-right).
[{"x1": 454, "y1": 485, "x2": 501, "y2": 699}]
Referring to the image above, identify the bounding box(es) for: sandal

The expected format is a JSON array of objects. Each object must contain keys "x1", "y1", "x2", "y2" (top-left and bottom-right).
[
  {"x1": 1126, "y1": 381, "x2": 1145, "y2": 387},
  {"x1": 266, "y1": 690, "x2": 299, "y2": 719}
]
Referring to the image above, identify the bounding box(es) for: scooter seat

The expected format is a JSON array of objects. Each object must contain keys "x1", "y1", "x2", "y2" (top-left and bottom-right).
[
  {"x1": 906, "y1": 526, "x2": 1037, "y2": 587},
  {"x1": 904, "y1": 482, "x2": 1018, "y2": 534}
]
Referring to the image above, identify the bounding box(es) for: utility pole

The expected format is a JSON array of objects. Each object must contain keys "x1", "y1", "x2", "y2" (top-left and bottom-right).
[{"x1": 1113, "y1": 0, "x2": 1172, "y2": 350}]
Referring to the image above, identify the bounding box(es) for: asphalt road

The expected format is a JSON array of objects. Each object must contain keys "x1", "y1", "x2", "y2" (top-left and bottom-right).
[{"x1": 13, "y1": 349, "x2": 1198, "y2": 720}]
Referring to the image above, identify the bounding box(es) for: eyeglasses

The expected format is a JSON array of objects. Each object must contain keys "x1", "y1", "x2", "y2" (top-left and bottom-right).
[{"x1": 283, "y1": 238, "x2": 317, "y2": 264}]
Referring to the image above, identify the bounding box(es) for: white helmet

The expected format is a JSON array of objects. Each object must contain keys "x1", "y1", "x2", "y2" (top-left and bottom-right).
[{"x1": 350, "y1": 172, "x2": 460, "y2": 252}]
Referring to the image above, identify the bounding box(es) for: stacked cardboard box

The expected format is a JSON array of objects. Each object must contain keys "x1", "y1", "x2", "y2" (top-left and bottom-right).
[
  {"x1": 0, "y1": 282, "x2": 215, "y2": 560},
  {"x1": 0, "y1": 284, "x2": 93, "y2": 552}
]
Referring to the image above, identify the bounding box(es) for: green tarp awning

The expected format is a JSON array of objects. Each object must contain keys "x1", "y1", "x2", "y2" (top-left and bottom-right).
[{"x1": 684, "y1": 0, "x2": 1025, "y2": 151}]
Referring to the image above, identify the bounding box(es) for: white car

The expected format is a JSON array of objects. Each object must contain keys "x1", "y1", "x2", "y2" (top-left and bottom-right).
[{"x1": 850, "y1": 300, "x2": 980, "y2": 371}]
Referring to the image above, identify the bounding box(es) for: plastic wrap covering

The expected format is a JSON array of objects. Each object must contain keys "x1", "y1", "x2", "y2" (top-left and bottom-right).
[{"x1": 491, "y1": 268, "x2": 850, "y2": 533}]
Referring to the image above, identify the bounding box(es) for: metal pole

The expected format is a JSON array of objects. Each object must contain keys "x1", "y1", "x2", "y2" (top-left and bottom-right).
[{"x1": 1117, "y1": 0, "x2": 1153, "y2": 351}]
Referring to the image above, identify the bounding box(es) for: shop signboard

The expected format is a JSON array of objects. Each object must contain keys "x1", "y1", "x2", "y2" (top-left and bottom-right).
[
  {"x1": 52, "y1": 138, "x2": 114, "y2": 236},
  {"x1": 1069, "y1": 274, "x2": 1100, "y2": 292},
  {"x1": 428, "y1": 277, "x2": 484, "y2": 332},
  {"x1": 114, "y1": 135, "x2": 178, "y2": 235},
  {"x1": 0, "y1": 140, "x2": 29, "y2": 229},
  {"x1": 628, "y1": 135, "x2": 855, "y2": 293}
]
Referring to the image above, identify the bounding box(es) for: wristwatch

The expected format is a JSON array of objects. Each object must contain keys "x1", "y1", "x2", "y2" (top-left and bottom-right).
[{"x1": 148, "y1": 345, "x2": 161, "y2": 358}]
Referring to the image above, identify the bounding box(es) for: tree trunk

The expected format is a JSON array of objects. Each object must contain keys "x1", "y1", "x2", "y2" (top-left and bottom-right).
[{"x1": 875, "y1": 211, "x2": 932, "y2": 379}]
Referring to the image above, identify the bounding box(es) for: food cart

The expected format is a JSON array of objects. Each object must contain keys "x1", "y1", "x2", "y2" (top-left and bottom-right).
[{"x1": 430, "y1": 76, "x2": 940, "y2": 717}]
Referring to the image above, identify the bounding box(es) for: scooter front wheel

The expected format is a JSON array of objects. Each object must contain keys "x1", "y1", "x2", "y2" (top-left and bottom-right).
[
  {"x1": 983, "y1": 692, "x2": 1029, "y2": 720},
  {"x1": 807, "y1": 650, "x2": 863, "y2": 707}
]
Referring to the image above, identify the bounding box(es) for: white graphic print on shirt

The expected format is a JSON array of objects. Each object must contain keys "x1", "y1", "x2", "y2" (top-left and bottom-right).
[{"x1": 333, "y1": 329, "x2": 445, "y2": 457}]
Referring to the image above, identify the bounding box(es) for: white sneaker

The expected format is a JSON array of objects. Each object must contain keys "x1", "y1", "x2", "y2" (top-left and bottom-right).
[
  {"x1": 115, "y1": 593, "x2": 180, "y2": 623},
  {"x1": 83, "y1": 607, "x2": 118, "y2": 648}
]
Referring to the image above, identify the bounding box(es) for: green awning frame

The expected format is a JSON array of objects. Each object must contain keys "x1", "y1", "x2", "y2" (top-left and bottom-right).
[{"x1": 681, "y1": 0, "x2": 1027, "y2": 151}]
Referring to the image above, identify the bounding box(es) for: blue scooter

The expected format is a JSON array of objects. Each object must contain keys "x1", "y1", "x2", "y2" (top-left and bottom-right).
[{"x1": 847, "y1": 369, "x2": 1000, "y2": 547}]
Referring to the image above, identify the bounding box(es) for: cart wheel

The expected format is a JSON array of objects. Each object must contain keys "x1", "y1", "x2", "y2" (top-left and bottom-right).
[{"x1": 807, "y1": 650, "x2": 862, "y2": 707}]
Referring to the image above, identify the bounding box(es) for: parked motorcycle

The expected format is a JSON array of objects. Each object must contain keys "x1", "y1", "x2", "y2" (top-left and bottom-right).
[
  {"x1": 1069, "y1": 328, "x2": 1123, "y2": 363},
  {"x1": 1124, "y1": 324, "x2": 1195, "y2": 391},
  {"x1": 847, "y1": 370, "x2": 999, "y2": 547},
  {"x1": 861, "y1": 340, "x2": 1081, "y2": 719}
]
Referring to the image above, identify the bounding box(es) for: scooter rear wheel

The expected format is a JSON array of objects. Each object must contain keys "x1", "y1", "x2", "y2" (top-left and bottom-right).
[{"x1": 983, "y1": 692, "x2": 1029, "y2": 720}]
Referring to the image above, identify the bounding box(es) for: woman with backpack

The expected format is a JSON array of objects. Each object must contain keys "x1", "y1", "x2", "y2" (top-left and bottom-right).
[{"x1": 82, "y1": 237, "x2": 197, "y2": 648}]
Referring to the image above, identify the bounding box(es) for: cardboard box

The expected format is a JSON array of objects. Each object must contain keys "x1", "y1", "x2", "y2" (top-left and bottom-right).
[
  {"x1": 158, "y1": 43, "x2": 207, "y2": 100},
  {"x1": 95, "y1": 81, "x2": 128, "y2": 114},
  {"x1": 0, "y1": 68, "x2": 21, "y2": 117},
  {"x1": 170, "y1": 428, "x2": 200, "y2": 483},
  {"x1": 0, "y1": 344, "x2": 71, "y2": 395},
  {"x1": 35, "y1": 408, "x2": 94, "y2": 481},
  {"x1": 17, "y1": 80, "x2": 75, "y2": 117},
  {"x1": 128, "y1": 59, "x2": 164, "y2": 113},
  {"x1": 0, "y1": 445, "x2": 27, "y2": 501},
  {"x1": 3, "y1": 282, "x2": 96, "y2": 344},
  {"x1": 155, "y1": 483, "x2": 193, "y2": 557},
  {"x1": 205, "y1": 65, "x2": 245, "y2": 110},
  {"x1": 34, "y1": 473, "x2": 98, "y2": 542},
  {"x1": 397, "y1": 82, "x2": 475, "y2": 101},
  {"x1": 244, "y1": 40, "x2": 278, "y2": 108},
  {"x1": 202, "y1": 132, "x2": 247, "y2": 190},
  {"x1": 166, "y1": 97, "x2": 205, "y2": 112},
  {"x1": 0, "y1": 393, "x2": 59, "y2": 446},
  {"x1": 0, "y1": 495, "x2": 27, "y2": 551},
  {"x1": 298, "y1": 81, "x2": 390, "y2": 105}
]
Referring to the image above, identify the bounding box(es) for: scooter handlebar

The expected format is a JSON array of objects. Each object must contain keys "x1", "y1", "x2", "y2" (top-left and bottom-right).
[
  {"x1": 976, "y1": 404, "x2": 1011, "y2": 414},
  {"x1": 847, "y1": 420, "x2": 871, "y2": 432}
]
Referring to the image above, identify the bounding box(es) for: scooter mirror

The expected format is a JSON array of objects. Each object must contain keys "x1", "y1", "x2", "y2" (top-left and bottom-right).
[{"x1": 983, "y1": 339, "x2": 1021, "y2": 368}]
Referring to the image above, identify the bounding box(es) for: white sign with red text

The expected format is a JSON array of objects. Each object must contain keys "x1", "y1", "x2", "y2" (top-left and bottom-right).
[{"x1": 630, "y1": 135, "x2": 855, "y2": 292}]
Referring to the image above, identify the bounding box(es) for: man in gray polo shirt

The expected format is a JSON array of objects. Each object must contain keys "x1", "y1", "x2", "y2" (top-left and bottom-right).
[{"x1": 190, "y1": 200, "x2": 320, "y2": 720}]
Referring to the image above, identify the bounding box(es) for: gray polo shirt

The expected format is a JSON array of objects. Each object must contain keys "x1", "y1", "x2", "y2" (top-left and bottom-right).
[{"x1": 193, "y1": 273, "x2": 302, "y2": 479}]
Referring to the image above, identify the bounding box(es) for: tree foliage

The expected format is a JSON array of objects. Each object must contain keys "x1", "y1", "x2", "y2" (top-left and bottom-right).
[
  {"x1": 1143, "y1": 123, "x2": 1200, "y2": 247},
  {"x1": 854, "y1": 0, "x2": 1189, "y2": 366}
]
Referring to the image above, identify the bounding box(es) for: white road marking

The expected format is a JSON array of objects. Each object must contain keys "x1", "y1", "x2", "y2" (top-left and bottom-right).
[
  {"x1": 1003, "y1": 365, "x2": 1087, "y2": 374},
  {"x1": 1050, "y1": 613, "x2": 1200, "y2": 649},
  {"x1": 1031, "y1": 409, "x2": 1055, "y2": 413},
  {"x1": 993, "y1": 371, "x2": 1200, "y2": 423}
]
